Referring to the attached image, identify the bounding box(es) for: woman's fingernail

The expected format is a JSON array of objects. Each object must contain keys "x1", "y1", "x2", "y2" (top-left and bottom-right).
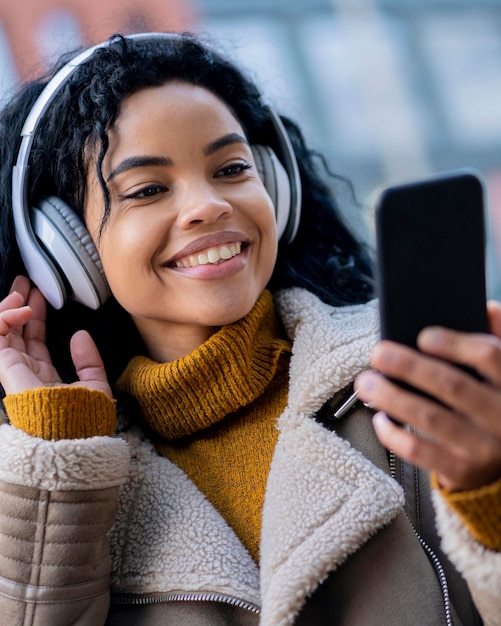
[
  {"x1": 357, "y1": 371, "x2": 378, "y2": 393},
  {"x1": 372, "y1": 343, "x2": 399, "y2": 367},
  {"x1": 419, "y1": 327, "x2": 446, "y2": 349},
  {"x1": 372, "y1": 411, "x2": 389, "y2": 430}
]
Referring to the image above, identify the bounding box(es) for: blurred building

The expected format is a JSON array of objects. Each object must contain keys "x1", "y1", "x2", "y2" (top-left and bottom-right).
[
  {"x1": 196, "y1": 0, "x2": 501, "y2": 298},
  {"x1": 0, "y1": 0, "x2": 196, "y2": 80}
]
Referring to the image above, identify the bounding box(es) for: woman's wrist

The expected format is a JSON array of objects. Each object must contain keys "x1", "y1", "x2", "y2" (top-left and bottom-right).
[{"x1": 432, "y1": 472, "x2": 501, "y2": 551}]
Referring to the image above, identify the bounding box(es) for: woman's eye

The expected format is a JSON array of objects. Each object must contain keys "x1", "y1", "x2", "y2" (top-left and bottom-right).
[
  {"x1": 215, "y1": 162, "x2": 252, "y2": 178},
  {"x1": 126, "y1": 184, "x2": 167, "y2": 199}
]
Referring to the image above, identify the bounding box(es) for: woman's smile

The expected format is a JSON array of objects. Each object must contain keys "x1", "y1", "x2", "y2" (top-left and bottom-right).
[
  {"x1": 173, "y1": 242, "x2": 242, "y2": 268},
  {"x1": 169, "y1": 243, "x2": 248, "y2": 280},
  {"x1": 166, "y1": 230, "x2": 248, "y2": 269},
  {"x1": 84, "y1": 81, "x2": 278, "y2": 361}
]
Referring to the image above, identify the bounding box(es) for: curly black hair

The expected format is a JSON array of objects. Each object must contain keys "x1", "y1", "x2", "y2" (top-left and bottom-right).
[{"x1": 0, "y1": 32, "x2": 374, "y2": 381}]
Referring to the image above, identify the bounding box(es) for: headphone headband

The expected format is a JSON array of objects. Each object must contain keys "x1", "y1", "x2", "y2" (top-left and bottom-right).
[
  {"x1": 19, "y1": 33, "x2": 178, "y2": 148},
  {"x1": 12, "y1": 32, "x2": 301, "y2": 309}
]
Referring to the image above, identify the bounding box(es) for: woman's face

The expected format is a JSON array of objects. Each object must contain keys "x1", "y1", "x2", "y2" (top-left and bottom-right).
[{"x1": 84, "y1": 81, "x2": 278, "y2": 361}]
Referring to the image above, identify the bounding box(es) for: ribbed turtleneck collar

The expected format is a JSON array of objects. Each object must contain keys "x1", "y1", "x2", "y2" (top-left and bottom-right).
[{"x1": 116, "y1": 290, "x2": 291, "y2": 440}]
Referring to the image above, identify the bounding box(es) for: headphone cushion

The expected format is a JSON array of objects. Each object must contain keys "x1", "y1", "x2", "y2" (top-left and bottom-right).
[
  {"x1": 251, "y1": 144, "x2": 291, "y2": 241},
  {"x1": 32, "y1": 196, "x2": 110, "y2": 307},
  {"x1": 37, "y1": 197, "x2": 105, "y2": 274}
]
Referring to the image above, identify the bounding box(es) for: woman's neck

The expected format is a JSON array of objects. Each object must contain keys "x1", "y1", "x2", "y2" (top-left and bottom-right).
[{"x1": 132, "y1": 317, "x2": 220, "y2": 362}]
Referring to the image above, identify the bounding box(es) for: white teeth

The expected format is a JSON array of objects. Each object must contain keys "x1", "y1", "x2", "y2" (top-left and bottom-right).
[
  {"x1": 207, "y1": 248, "x2": 219, "y2": 263},
  {"x1": 175, "y1": 242, "x2": 242, "y2": 268}
]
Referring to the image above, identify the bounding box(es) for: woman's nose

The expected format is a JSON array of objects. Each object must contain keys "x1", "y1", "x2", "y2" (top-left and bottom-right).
[{"x1": 176, "y1": 181, "x2": 233, "y2": 228}]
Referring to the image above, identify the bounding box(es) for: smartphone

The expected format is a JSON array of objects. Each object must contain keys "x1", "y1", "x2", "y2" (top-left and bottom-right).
[{"x1": 374, "y1": 169, "x2": 489, "y2": 396}]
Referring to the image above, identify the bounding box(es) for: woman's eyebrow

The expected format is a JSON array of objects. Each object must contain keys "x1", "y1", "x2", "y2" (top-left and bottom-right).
[
  {"x1": 106, "y1": 134, "x2": 247, "y2": 182},
  {"x1": 204, "y1": 133, "x2": 248, "y2": 156},
  {"x1": 107, "y1": 155, "x2": 173, "y2": 182}
]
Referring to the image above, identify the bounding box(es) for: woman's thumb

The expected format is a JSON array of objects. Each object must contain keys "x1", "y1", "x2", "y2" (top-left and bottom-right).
[{"x1": 70, "y1": 330, "x2": 112, "y2": 398}]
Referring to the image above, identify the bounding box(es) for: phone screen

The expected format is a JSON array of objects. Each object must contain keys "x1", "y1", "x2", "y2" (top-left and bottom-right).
[{"x1": 375, "y1": 169, "x2": 489, "y2": 351}]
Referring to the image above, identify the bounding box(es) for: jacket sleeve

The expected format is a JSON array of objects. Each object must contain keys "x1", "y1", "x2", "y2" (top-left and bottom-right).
[
  {"x1": 432, "y1": 486, "x2": 501, "y2": 626},
  {"x1": 0, "y1": 423, "x2": 129, "y2": 626}
]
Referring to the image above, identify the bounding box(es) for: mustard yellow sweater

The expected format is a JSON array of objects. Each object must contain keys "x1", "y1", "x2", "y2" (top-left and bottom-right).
[
  {"x1": 4, "y1": 290, "x2": 501, "y2": 557},
  {"x1": 116, "y1": 289, "x2": 291, "y2": 562}
]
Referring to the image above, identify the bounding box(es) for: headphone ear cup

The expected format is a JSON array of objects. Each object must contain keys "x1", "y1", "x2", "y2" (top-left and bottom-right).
[
  {"x1": 251, "y1": 144, "x2": 292, "y2": 242},
  {"x1": 30, "y1": 196, "x2": 110, "y2": 309}
]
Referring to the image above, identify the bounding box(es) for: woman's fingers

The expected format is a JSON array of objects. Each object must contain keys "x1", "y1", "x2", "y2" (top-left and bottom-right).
[
  {"x1": 0, "y1": 278, "x2": 112, "y2": 398},
  {"x1": 418, "y1": 326, "x2": 501, "y2": 387},
  {"x1": 357, "y1": 369, "x2": 470, "y2": 444},
  {"x1": 0, "y1": 342, "x2": 53, "y2": 394},
  {"x1": 7, "y1": 275, "x2": 30, "y2": 302},
  {"x1": 70, "y1": 330, "x2": 112, "y2": 398},
  {"x1": 0, "y1": 305, "x2": 33, "y2": 358},
  {"x1": 22, "y1": 287, "x2": 51, "y2": 363},
  {"x1": 0, "y1": 291, "x2": 25, "y2": 316},
  {"x1": 0, "y1": 277, "x2": 33, "y2": 347},
  {"x1": 370, "y1": 411, "x2": 501, "y2": 491},
  {"x1": 0, "y1": 280, "x2": 63, "y2": 391},
  {"x1": 367, "y1": 340, "x2": 501, "y2": 435},
  {"x1": 355, "y1": 334, "x2": 501, "y2": 491},
  {"x1": 487, "y1": 300, "x2": 501, "y2": 338}
]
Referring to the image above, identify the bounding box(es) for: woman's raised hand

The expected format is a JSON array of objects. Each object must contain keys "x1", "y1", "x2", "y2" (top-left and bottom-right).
[
  {"x1": 0, "y1": 275, "x2": 112, "y2": 398},
  {"x1": 356, "y1": 301, "x2": 501, "y2": 492}
]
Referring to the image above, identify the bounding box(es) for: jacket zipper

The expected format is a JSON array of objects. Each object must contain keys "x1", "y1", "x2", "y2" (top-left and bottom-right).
[
  {"x1": 111, "y1": 590, "x2": 260, "y2": 614},
  {"x1": 389, "y1": 451, "x2": 454, "y2": 626}
]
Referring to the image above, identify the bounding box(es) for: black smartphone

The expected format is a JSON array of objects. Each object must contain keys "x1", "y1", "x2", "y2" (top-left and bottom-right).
[{"x1": 374, "y1": 169, "x2": 489, "y2": 397}]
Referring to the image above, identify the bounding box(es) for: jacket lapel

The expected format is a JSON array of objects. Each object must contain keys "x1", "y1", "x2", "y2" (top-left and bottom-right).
[
  {"x1": 259, "y1": 289, "x2": 404, "y2": 625},
  {"x1": 259, "y1": 410, "x2": 404, "y2": 626},
  {"x1": 275, "y1": 289, "x2": 380, "y2": 414},
  {"x1": 110, "y1": 424, "x2": 261, "y2": 605}
]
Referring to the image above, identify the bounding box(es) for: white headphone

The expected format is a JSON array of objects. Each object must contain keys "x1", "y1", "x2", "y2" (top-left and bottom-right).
[{"x1": 12, "y1": 32, "x2": 302, "y2": 310}]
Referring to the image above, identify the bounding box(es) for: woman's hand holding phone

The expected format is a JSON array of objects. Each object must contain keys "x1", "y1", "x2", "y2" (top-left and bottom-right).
[
  {"x1": 356, "y1": 307, "x2": 501, "y2": 492},
  {"x1": 0, "y1": 275, "x2": 112, "y2": 398},
  {"x1": 355, "y1": 170, "x2": 501, "y2": 492}
]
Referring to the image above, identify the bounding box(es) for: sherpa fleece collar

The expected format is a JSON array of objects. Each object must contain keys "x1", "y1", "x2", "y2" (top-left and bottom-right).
[{"x1": 259, "y1": 289, "x2": 404, "y2": 625}]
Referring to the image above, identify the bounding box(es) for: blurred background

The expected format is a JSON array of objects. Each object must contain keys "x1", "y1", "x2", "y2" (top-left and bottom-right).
[{"x1": 1, "y1": 0, "x2": 501, "y2": 296}]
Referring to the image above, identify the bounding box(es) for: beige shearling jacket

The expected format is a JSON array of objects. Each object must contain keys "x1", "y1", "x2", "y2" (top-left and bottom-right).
[{"x1": 0, "y1": 288, "x2": 499, "y2": 625}]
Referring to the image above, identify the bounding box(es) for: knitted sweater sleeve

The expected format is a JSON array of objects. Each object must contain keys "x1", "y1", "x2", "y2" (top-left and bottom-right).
[
  {"x1": 3, "y1": 386, "x2": 117, "y2": 439},
  {"x1": 432, "y1": 473, "x2": 501, "y2": 551},
  {"x1": 431, "y1": 475, "x2": 501, "y2": 625}
]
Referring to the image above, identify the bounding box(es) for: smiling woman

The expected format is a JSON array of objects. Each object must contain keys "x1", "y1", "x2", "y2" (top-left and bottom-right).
[
  {"x1": 0, "y1": 32, "x2": 498, "y2": 626},
  {"x1": 84, "y1": 81, "x2": 278, "y2": 361}
]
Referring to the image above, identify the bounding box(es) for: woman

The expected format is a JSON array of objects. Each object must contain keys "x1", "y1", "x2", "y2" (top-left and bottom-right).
[{"x1": 0, "y1": 32, "x2": 498, "y2": 625}]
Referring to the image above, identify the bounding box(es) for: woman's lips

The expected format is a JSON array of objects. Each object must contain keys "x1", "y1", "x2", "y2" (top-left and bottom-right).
[
  {"x1": 167, "y1": 231, "x2": 248, "y2": 268},
  {"x1": 174, "y1": 242, "x2": 242, "y2": 268}
]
